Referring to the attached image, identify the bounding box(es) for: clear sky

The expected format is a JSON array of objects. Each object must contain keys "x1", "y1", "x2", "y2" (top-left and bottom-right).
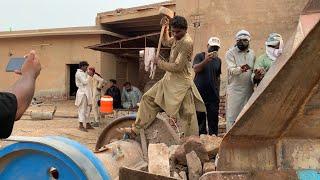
[{"x1": 0, "y1": 0, "x2": 167, "y2": 31}]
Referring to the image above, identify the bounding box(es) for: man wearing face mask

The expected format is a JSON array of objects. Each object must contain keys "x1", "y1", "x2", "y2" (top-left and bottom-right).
[
  {"x1": 121, "y1": 82, "x2": 142, "y2": 109},
  {"x1": 225, "y1": 30, "x2": 255, "y2": 131},
  {"x1": 193, "y1": 37, "x2": 222, "y2": 135},
  {"x1": 253, "y1": 33, "x2": 283, "y2": 85}
]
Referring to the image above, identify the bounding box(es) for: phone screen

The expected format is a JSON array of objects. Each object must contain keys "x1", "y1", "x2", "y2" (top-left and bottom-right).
[{"x1": 6, "y1": 57, "x2": 25, "y2": 72}]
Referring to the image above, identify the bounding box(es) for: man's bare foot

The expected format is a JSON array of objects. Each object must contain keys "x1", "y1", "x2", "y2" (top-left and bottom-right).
[
  {"x1": 86, "y1": 123, "x2": 94, "y2": 129},
  {"x1": 117, "y1": 127, "x2": 137, "y2": 139}
]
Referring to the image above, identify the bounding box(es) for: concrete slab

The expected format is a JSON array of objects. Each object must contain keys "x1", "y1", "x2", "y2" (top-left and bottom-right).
[{"x1": 148, "y1": 143, "x2": 170, "y2": 177}]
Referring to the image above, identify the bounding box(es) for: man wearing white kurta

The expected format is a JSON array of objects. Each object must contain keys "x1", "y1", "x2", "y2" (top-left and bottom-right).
[
  {"x1": 75, "y1": 61, "x2": 93, "y2": 132},
  {"x1": 225, "y1": 30, "x2": 255, "y2": 131}
]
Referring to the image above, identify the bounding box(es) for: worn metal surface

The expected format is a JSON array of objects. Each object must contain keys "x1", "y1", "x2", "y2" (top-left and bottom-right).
[
  {"x1": 96, "y1": 114, "x2": 180, "y2": 151},
  {"x1": 95, "y1": 140, "x2": 146, "y2": 180},
  {"x1": 119, "y1": 167, "x2": 178, "y2": 180},
  {"x1": 277, "y1": 139, "x2": 320, "y2": 170},
  {"x1": 217, "y1": 19, "x2": 320, "y2": 171},
  {"x1": 302, "y1": 0, "x2": 320, "y2": 14},
  {"x1": 201, "y1": 170, "x2": 300, "y2": 180},
  {"x1": 95, "y1": 115, "x2": 136, "y2": 151}
]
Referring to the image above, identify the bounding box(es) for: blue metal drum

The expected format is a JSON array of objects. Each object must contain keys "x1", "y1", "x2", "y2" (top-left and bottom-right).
[{"x1": 0, "y1": 136, "x2": 111, "y2": 180}]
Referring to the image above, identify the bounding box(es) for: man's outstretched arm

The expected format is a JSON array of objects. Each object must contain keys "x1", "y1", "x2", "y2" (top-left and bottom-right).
[{"x1": 6, "y1": 50, "x2": 41, "y2": 120}]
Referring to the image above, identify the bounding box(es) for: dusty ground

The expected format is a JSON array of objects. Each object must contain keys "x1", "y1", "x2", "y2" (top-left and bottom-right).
[
  {"x1": 0, "y1": 100, "x2": 225, "y2": 151},
  {"x1": 0, "y1": 100, "x2": 131, "y2": 151}
]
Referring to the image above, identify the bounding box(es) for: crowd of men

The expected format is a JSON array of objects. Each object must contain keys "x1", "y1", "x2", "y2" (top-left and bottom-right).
[
  {"x1": 119, "y1": 15, "x2": 284, "y2": 138},
  {"x1": 0, "y1": 15, "x2": 284, "y2": 138},
  {"x1": 74, "y1": 62, "x2": 142, "y2": 131}
]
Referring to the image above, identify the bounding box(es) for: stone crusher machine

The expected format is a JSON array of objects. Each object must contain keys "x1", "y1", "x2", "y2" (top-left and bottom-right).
[{"x1": 1, "y1": 10, "x2": 320, "y2": 180}]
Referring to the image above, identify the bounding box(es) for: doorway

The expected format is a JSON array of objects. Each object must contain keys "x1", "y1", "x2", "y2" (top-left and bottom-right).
[{"x1": 67, "y1": 64, "x2": 78, "y2": 99}]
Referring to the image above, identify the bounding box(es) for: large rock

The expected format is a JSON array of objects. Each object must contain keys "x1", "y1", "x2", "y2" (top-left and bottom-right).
[
  {"x1": 173, "y1": 172, "x2": 180, "y2": 179},
  {"x1": 179, "y1": 171, "x2": 187, "y2": 180},
  {"x1": 203, "y1": 162, "x2": 216, "y2": 174},
  {"x1": 173, "y1": 145, "x2": 186, "y2": 165},
  {"x1": 148, "y1": 143, "x2": 170, "y2": 177},
  {"x1": 186, "y1": 151, "x2": 203, "y2": 180},
  {"x1": 169, "y1": 145, "x2": 180, "y2": 160},
  {"x1": 174, "y1": 136, "x2": 209, "y2": 165},
  {"x1": 199, "y1": 135, "x2": 222, "y2": 158}
]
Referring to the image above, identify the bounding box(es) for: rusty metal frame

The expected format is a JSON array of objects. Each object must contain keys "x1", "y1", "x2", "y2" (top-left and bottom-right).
[
  {"x1": 302, "y1": 0, "x2": 320, "y2": 15},
  {"x1": 86, "y1": 32, "x2": 161, "y2": 50}
]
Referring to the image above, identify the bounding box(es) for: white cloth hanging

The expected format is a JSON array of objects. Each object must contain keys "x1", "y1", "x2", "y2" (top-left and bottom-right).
[{"x1": 144, "y1": 47, "x2": 156, "y2": 72}]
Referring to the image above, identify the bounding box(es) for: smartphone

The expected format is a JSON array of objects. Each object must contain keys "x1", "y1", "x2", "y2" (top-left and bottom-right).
[
  {"x1": 6, "y1": 57, "x2": 25, "y2": 72},
  {"x1": 208, "y1": 51, "x2": 218, "y2": 58},
  {"x1": 243, "y1": 64, "x2": 251, "y2": 70}
]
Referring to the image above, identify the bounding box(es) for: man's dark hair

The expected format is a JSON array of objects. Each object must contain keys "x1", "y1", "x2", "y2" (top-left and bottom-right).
[
  {"x1": 110, "y1": 79, "x2": 117, "y2": 84},
  {"x1": 124, "y1": 82, "x2": 131, "y2": 86},
  {"x1": 79, "y1": 61, "x2": 89, "y2": 68},
  {"x1": 170, "y1": 16, "x2": 188, "y2": 30}
]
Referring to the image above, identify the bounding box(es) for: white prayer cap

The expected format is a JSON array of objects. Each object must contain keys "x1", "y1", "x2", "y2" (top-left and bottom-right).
[
  {"x1": 208, "y1": 37, "x2": 221, "y2": 47},
  {"x1": 265, "y1": 33, "x2": 282, "y2": 46},
  {"x1": 236, "y1": 30, "x2": 251, "y2": 41}
]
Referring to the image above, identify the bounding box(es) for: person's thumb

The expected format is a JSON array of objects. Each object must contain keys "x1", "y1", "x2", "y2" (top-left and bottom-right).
[
  {"x1": 14, "y1": 70, "x2": 22, "y2": 75},
  {"x1": 25, "y1": 50, "x2": 36, "y2": 62}
]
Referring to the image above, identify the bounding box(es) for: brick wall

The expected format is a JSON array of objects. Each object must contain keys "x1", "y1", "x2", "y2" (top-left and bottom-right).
[{"x1": 219, "y1": 95, "x2": 226, "y2": 118}]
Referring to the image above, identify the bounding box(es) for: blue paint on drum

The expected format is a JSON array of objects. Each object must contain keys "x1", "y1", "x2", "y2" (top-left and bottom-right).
[
  {"x1": 0, "y1": 137, "x2": 111, "y2": 180},
  {"x1": 298, "y1": 169, "x2": 320, "y2": 180},
  {"x1": 0, "y1": 142, "x2": 85, "y2": 180},
  {"x1": 49, "y1": 136, "x2": 110, "y2": 179}
]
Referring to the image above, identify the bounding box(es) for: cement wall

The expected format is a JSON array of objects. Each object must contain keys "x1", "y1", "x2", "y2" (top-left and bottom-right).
[
  {"x1": 0, "y1": 35, "x2": 103, "y2": 99},
  {"x1": 114, "y1": 57, "x2": 140, "y2": 90},
  {"x1": 101, "y1": 52, "x2": 117, "y2": 81},
  {"x1": 127, "y1": 59, "x2": 140, "y2": 88},
  {"x1": 176, "y1": 0, "x2": 309, "y2": 94}
]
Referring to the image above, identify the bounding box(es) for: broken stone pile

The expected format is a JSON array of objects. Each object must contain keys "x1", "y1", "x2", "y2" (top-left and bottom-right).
[{"x1": 147, "y1": 134, "x2": 222, "y2": 180}]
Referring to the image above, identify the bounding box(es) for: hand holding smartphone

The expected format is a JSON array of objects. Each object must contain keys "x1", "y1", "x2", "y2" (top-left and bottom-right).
[
  {"x1": 6, "y1": 57, "x2": 25, "y2": 72},
  {"x1": 241, "y1": 64, "x2": 251, "y2": 72},
  {"x1": 205, "y1": 51, "x2": 218, "y2": 61}
]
